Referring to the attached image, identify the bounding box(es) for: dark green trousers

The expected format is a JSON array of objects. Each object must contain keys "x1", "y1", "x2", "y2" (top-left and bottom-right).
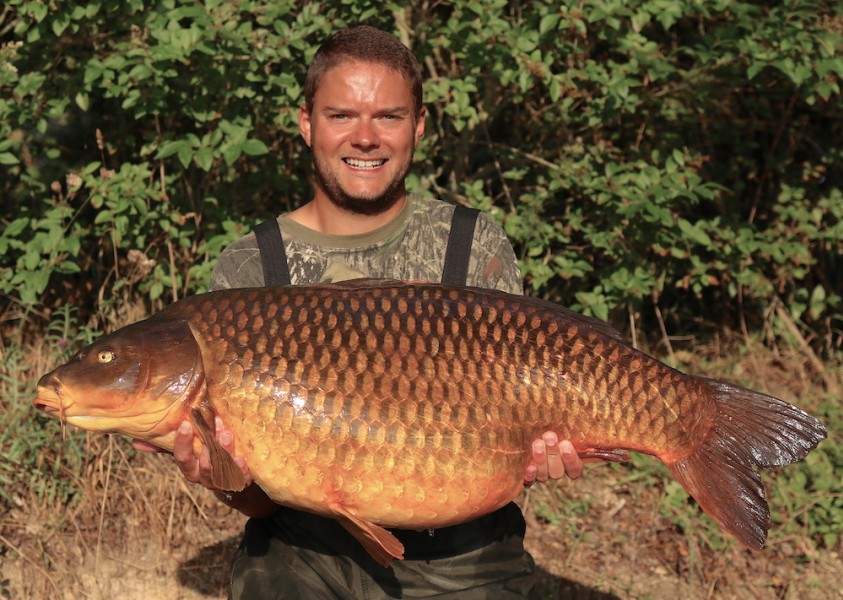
[{"x1": 229, "y1": 502, "x2": 535, "y2": 599}]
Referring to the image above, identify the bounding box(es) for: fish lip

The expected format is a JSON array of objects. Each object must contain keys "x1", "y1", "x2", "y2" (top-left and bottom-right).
[
  {"x1": 33, "y1": 380, "x2": 67, "y2": 417},
  {"x1": 34, "y1": 400, "x2": 58, "y2": 415}
]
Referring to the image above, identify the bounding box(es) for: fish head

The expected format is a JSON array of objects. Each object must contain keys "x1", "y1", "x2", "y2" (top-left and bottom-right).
[{"x1": 34, "y1": 317, "x2": 205, "y2": 446}]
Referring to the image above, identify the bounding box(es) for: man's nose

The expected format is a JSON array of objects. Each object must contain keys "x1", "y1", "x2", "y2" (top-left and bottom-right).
[{"x1": 351, "y1": 118, "x2": 379, "y2": 149}]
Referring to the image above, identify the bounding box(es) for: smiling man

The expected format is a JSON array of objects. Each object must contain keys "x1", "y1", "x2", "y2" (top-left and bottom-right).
[
  {"x1": 151, "y1": 26, "x2": 584, "y2": 599},
  {"x1": 296, "y1": 60, "x2": 424, "y2": 221}
]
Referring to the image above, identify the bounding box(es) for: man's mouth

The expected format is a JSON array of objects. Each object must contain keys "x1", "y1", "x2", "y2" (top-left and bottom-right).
[{"x1": 344, "y1": 158, "x2": 387, "y2": 170}]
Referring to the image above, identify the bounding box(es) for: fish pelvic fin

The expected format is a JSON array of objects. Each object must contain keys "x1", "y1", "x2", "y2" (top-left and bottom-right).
[
  {"x1": 333, "y1": 505, "x2": 405, "y2": 567},
  {"x1": 577, "y1": 448, "x2": 631, "y2": 463},
  {"x1": 665, "y1": 380, "x2": 827, "y2": 549},
  {"x1": 191, "y1": 406, "x2": 246, "y2": 492}
]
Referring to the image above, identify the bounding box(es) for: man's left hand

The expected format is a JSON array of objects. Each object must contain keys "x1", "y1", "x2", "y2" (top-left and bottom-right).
[{"x1": 523, "y1": 431, "x2": 583, "y2": 486}]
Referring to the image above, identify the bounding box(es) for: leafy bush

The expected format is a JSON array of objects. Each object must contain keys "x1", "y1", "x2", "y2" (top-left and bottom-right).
[{"x1": 2, "y1": 0, "x2": 841, "y2": 353}]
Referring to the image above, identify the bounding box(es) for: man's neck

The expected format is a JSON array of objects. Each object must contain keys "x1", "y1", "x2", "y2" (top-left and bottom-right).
[{"x1": 286, "y1": 194, "x2": 408, "y2": 235}]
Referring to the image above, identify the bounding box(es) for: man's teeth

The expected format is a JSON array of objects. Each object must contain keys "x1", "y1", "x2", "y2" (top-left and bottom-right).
[{"x1": 345, "y1": 158, "x2": 386, "y2": 170}]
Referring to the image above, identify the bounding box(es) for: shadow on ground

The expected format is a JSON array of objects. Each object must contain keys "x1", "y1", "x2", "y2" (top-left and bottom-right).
[
  {"x1": 177, "y1": 536, "x2": 241, "y2": 597},
  {"x1": 177, "y1": 539, "x2": 619, "y2": 600},
  {"x1": 532, "y1": 565, "x2": 621, "y2": 599}
]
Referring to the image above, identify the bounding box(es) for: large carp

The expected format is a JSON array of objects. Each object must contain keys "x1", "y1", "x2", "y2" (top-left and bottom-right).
[{"x1": 34, "y1": 280, "x2": 826, "y2": 566}]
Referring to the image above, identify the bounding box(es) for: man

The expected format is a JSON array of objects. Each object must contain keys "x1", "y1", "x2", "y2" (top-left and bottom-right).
[{"x1": 138, "y1": 25, "x2": 584, "y2": 599}]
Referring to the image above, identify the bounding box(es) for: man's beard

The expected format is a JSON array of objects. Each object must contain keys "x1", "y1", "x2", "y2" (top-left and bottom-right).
[{"x1": 312, "y1": 154, "x2": 411, "y2": 216}]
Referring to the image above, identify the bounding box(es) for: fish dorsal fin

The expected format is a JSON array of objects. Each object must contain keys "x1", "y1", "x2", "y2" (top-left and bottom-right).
[
  {"x1": 333, "y1": 504, "x2": 405, "y2": 567},
  {"x1": 191, "y1": 406, "x2": 246, "y2": 492}
]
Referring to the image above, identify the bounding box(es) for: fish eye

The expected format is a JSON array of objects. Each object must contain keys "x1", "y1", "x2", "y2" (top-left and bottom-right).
[{"x1": 97, "y1": 349, "x2": 115, "y2": 364}]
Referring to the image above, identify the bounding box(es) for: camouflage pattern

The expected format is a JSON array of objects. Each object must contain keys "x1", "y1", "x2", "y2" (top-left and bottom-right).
[
  {"x1": 211, "y1": 195, "x2": 533, "y2": 599},
  {"x1": 210, "y1": 194, "x2": 522, "y2": 294}
]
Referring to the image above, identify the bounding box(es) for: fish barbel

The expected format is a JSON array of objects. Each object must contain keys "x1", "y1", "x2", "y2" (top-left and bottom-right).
[{"x1": 34, "y1": 280, "x2": 826, "y2": 565}]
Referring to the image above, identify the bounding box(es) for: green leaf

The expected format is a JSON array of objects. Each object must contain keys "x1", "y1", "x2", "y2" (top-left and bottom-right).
[
  {"x1": 194, "y1": 147, "x2": 214, "y2": 171},
  {"x1": 222, "y1": 144, "x2": 243, "y2": 165},
  {"x1": 75, "y1": 92, "x2": 90, "y2": 111},
  {"x1": 241, "y1": 139, "x2": 268, "y2": 156},
  {"x1": 539, "y1": 14, "x2": 559, "y2": 35},
  {"x1": 677, "y1": 219, "x2": 712, "y2": 247},
  {"x1": 156, "y1": 140, "x2": 192, "y2": 159},
  {"x1": 177, "y1": 144, "x2": 194, "y2": 169}
]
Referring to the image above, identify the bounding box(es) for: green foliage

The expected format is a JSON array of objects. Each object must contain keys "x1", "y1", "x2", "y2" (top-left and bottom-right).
[
  {"x1": 404, "y1": 0, "x2": 843, "y2": 352},
  {"x1": 1, "y1": 0, "x2": 839, "y2": 472},
  {"x1": 1, "y1": 0, "x2": 841, "y2": 353}
]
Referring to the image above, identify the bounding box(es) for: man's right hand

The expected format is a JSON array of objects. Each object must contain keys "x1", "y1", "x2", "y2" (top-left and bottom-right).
[{"x1": 133, "y1": 418, "x2": 279, "y2": 517}]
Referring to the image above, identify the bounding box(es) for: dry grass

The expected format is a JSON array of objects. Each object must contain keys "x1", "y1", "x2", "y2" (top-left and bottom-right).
[
  {"x1": 1, "y1": 440, "x2": 246, "y2": 600},
  {"x1": 1, "y1": 324, "x2": 839, "y2": 599}
]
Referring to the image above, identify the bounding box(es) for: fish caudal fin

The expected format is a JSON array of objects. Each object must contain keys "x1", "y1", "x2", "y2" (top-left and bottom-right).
[
  {"x1": 666, "y1": 381, "x2": 826, "y2": 549},
  {"x1": 334, "y1": 504, "x2": 405, "y2": 567}
]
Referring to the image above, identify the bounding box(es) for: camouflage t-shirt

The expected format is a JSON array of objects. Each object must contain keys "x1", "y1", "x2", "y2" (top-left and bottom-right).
[{"x1": 210, "y1": 194, "x2": 522, "y2": 294}]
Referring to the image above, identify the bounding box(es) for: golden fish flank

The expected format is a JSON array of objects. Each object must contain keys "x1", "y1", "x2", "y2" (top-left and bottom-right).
[{"x1": 34, "y1": 279, "x2": 826, "y2": 567}]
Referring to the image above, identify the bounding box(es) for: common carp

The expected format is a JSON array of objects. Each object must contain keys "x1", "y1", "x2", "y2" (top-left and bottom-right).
[{"x1": 34, "y1": 280, "x2": 826, "y2": 566}]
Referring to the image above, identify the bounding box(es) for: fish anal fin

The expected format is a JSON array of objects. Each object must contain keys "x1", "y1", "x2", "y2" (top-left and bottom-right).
[
  {"x1": 577, "y1": 448, "x2": 630, "y2": 463},
  {"x1": 333, "y1": 504, "x2": 404, "y2": 567},
  {"x1": 190, "y1": 407, "x2": 246, "y2": 492}
]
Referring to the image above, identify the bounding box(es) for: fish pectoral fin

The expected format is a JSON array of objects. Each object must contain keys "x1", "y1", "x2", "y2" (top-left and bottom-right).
[
  {"x1": 577, "y1": 447, "x2": 631, "y2": 463},
  {"x1": 191, "y1": 407, "x2": 246, "y2": 492},
  {"x1": 333, "y1": 504, "x2": 404, "y2": 567}
]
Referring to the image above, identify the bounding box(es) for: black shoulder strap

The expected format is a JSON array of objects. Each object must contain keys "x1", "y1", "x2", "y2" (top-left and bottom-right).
[
  {"x1": 441, "y1": 205, "x2": 480, "y2": 286},
  {"x1": 254, "y1": 219, "x2": 292, "y2": 287}
]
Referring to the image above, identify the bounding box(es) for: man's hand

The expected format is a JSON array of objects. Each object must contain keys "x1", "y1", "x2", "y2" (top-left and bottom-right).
[
  {"x1": 131, "y1": 417, "x2": 253, "y2": 491},
  {"x1": 523, "y1": 431, "x2": 583, "y2": 487},
  {"x1": 133, "y1": 419, "x2": 279, "y2": 517},
  {"x1": 173, "y1": 417, "x2": 253, "y2": 489}
]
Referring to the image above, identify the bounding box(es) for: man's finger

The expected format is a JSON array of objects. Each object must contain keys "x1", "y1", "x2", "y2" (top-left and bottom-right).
[
  {"x1": 542, "y1": 432, "x2": 566, "y2": 480},
  {"x1": 173, "y1": 421, "x2": 201, "y2": 482},
  {"x1": 531, "y1": 439, "x2": 549, "y2": 481},
  {"x1": 560, "y1": 440, "x2": 584, "y2": 479}
]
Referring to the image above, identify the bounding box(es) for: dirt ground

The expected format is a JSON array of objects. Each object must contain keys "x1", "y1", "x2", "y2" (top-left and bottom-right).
[{"x1": 2, "y1": 460, "x2": 840, "y2": 600}]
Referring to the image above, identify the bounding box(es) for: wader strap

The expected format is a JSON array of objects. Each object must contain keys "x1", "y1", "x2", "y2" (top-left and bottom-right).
[
  {"x1": 441, "y1": 205, "x2": 479, "y2": 286},
  {"x1": 254, "y1": 220, "x2": 292, "y2": 286}
]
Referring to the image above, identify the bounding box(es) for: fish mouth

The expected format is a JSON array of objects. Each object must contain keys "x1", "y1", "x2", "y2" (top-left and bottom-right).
[{"x1": 33, "y1": 380, "x2": 68, "y2": 419}]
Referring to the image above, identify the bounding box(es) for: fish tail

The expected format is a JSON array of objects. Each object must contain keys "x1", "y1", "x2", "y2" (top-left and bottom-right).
[{"x1": 665, "y1": 379, "x2": 826, "y2": 549}]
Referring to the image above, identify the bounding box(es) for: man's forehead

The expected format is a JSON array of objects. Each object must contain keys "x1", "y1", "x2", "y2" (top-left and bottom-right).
[
  {"x1": 321, "y1": 59, "x2": 410, "y2": 84},
  {"x1": 313, "y1": 60, "x2": 414, "y2": 106}
]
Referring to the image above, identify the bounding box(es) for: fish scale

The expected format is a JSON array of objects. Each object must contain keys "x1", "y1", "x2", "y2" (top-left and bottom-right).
[{"x1": 35, "y1": 279, "x2": 826, "y2": 566}]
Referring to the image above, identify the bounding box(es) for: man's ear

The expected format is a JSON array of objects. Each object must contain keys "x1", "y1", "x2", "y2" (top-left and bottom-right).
[
  {"x1": 299, "y1": 105, "x2": 313, "y2": 147},
  {"x1": 415, "y1": 106, "x2": 427, "y2": 141}
]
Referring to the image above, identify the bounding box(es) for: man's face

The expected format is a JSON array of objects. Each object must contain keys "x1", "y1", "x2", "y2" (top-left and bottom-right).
[{"x1": 299, "y1": 60, "x2": 426, "y2": 215}]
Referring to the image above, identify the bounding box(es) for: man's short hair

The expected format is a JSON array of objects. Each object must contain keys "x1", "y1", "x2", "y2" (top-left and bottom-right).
[{"x1": 303, "y1": 26, "x2": 423, "y2": 116}]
